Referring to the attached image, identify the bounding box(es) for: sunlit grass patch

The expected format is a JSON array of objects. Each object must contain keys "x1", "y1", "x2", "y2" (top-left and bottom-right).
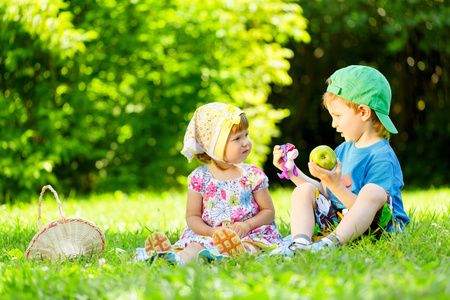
[{"x1": 1, "y1": 187, "x2": 449, "y2": 299}]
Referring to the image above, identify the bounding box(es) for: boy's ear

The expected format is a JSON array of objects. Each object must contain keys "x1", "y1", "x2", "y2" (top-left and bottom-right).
[{"x1": 358, "y1": 105, "x2": 372, "y2": 121}]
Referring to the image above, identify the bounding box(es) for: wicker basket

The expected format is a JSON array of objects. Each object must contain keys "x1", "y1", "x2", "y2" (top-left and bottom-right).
[{"x1": 25, "y1": 185, "x2": 106, "y2": 262}]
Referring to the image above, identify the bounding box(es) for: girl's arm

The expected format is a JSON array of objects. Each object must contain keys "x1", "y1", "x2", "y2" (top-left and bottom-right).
[
  {"x1": 273, "y1": 145, "x2": 324, "y2": 193},
  {"x1": 229, "y1": 187, "x2": 275, "y2": 238},
  {"x1": 186, "y1": 189, "x2": 223, "y2": 237}
]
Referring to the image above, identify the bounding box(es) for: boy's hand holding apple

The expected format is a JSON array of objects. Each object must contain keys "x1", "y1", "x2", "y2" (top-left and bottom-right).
[
  {"x1": 309, "y1": 145, "x2": 337, "y2": 170},
  {"x1": 309, "y1": 145, "x2": 342, "y2": 187}
]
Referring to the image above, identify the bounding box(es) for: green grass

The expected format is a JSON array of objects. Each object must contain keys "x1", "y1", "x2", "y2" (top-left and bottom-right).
[{"x1": 1, "y1": 187, "x2": 450, "y2": 299}]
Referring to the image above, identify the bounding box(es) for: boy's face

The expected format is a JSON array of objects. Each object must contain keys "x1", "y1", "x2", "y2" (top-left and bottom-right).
[
  {"x1": 326, "y1": 98, "x2": 366, "y2": 144},
  {"x1": 223, "y1": 128, "x2": 252, "y2": 164}
]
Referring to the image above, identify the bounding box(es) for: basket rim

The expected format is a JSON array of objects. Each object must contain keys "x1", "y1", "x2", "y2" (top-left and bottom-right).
[{"x1": 25, "y1": 217, "x2": 106, "y2": 259}]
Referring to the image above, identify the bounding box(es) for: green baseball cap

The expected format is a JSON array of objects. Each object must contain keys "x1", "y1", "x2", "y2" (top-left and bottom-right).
[{"x1": 326, "y1": 65, "x2": 398, "y2": 134}]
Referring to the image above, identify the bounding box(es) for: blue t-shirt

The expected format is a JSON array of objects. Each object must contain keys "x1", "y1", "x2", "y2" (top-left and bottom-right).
[{"x1": 326, "y1": 139, "x2": 410, "y2": 230}]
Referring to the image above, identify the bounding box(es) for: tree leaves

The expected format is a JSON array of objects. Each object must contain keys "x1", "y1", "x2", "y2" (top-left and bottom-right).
[{"x1": 0, "y1": 0, "x2": 309, "y2": 200}]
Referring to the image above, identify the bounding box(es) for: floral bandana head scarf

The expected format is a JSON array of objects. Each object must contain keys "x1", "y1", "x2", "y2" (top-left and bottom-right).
[{"x1": 181, "y1": 102, "x2": 244, "y2": 162}]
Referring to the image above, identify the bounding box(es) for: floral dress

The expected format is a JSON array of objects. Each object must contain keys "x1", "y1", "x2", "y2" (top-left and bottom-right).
[{"x1": 174, "y1": 164, "x2": 283, "y2": 251}]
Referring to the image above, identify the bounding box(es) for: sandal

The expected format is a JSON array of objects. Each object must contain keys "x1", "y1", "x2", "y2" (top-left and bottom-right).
[
  {"x1": 145, "y1": 232, "x2": 172, "y2": 256},
  {"x1": 212, "y1": 228, "x2": 246, "y2": 257}
]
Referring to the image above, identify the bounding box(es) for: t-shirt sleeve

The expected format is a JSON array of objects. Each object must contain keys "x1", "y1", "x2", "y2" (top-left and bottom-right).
[
  {"x1": 248, "y1": 165, "x2": 269, "y2": 192},
  {"x1": 364, "y1": 161, "x2": 398, "y2": 193}
]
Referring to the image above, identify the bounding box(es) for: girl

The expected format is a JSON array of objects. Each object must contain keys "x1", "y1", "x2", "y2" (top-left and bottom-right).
[{"x1": 144, "y1": 102, "x2": 283, "y2": 265}]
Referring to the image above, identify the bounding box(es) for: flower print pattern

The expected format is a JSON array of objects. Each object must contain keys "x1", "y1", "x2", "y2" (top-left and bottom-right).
[
  {"x1": 246, "y1": 172, "x2": 256, "y2": 188},
  {"x1": 251, "y1": 198, "x2": 259, "y2": 214},
  {"x1": 228, "y1": 194, "x2": 239, "y2": 207},
  {"x1": 231, "y1": 208, "x2": 247, "y2": 221},
  {"x1": 205, "y1": 199, "x2": 215, "y2": 210},
  {"x1": 202, "y1": 211, "x2": 211, "y2": 224},
  {"x1": 210, "y1": 200, "x2": 232, "y2": 221},
  {"x1": 239, "y1": 177, "x2": 249, "y2": 190},
  {"x1": 175, "y1": 164, "x2": 283, "y2": 250},
  {"x1": 206, "y1": 183, "x2": 218, "y2": 198},
  {"x1": 239, "y1": 191, "x2": 251, "y2": 207},
  {"x1": 189, "y1": 175, "x2": 203, "y2": 193},
  {"x1": 203, "y1": 193, "x2": 210, "y2": 202}
]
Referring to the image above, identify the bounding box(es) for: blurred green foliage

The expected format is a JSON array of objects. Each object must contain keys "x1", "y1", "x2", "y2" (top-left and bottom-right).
[{"x1": 0, "y1": 0, "x2": 309, "y2": 201}]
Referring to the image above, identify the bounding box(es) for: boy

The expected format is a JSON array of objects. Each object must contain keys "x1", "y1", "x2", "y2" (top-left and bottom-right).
[{"x1": 272, "y1": 65, "x2": 409, "y2": 254}]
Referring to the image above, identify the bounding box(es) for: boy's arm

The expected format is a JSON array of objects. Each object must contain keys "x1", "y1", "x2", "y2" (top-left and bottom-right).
[
  {"x1": 309, "y1": 159, "x2": 357, "y2": 208},
  {"x1": 273, "y1": 145, "x2": 324, "y2": 193},
  {"x1": 290, "y1": 166, "x2": 324, "y2": 192}
]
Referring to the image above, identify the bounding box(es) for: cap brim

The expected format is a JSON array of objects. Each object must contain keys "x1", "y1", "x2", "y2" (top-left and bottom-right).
[{"x1": 376, "y1": 112, "x2": 398, "y2": 134}]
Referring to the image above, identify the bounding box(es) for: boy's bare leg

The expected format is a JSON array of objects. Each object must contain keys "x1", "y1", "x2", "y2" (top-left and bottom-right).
[
  {"x1": 290, "y1": 183, "x2": 317, "y2": 240},
  {"x1": 333, "y1": 183, "x2": 387, "y2": 244}
]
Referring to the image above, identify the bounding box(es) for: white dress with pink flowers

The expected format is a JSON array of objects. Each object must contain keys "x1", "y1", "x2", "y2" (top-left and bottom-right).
[{"x1": 174, "y1": 164, "x2": 284, "y2": 251}]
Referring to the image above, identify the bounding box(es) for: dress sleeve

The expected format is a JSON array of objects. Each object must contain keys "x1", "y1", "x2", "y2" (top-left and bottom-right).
[
  {"x1": 187, "y1": 168, "x2": 204, "y2": 194},
  {"x1": 248, "y1": 165, "x2": 269, "y2": 193}
]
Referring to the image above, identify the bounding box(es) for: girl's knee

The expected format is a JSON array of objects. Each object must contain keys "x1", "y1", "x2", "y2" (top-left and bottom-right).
[
  {"x1": 184, "y1": 242, "x2": 205, "y2": 253},
  {"x1": 178, "y1": 242, "x2": 205, "y2": 263}
]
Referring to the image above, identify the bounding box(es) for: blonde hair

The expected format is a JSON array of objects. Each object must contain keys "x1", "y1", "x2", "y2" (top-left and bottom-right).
[
  {"x1": 323, "y1": 90, "x2": 391, "y2": 141},
  {"x1": 194, "y1": 113, "x2": 249, "y2": 164}
]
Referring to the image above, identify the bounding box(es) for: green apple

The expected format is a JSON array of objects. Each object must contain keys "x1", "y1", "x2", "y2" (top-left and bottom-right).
[{"x1": 310, "y1": 145, "x2": 337, "y2": 170}]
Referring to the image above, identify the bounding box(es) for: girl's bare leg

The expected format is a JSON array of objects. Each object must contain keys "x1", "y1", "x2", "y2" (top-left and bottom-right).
[{"x1": 176, "y1": 242, "x2": 206, "y2": 263}]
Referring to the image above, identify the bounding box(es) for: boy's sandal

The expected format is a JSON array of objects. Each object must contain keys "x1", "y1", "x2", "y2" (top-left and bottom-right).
[
  {"x1": 145, "y1": 232, "x2": 172, "y2": 256},
  {"x1": 212, "y1": 228, "x2": 246, "y2": 257}
]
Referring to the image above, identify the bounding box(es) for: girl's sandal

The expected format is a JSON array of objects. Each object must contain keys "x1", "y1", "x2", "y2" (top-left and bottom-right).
[
  {"x1": 145, "y1": 232, "x2": 172, "y2": 256},
  {"x1": 212, "y1": 228, "x2": 246, "y2": 257}
]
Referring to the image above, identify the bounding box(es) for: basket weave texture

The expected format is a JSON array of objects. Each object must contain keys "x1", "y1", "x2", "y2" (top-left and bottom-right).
[{"x1": 25, "y1": 185, "x2": 106, "y2": 262}]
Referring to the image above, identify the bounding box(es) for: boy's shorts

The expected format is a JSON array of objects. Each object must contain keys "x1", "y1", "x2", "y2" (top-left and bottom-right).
[{"x1": 312, "y1": 188, "x2": 399, "y2": 241}]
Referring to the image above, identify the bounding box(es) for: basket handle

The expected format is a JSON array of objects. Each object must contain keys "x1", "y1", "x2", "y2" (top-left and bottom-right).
[{"x1": 38, "y1": 185, "x2": 66, "y2": 229}]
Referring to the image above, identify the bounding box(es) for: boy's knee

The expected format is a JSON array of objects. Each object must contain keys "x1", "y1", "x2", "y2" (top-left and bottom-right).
[
  {"x1": 291, "y1": 183, "x2": 317, "y2": 205},
  {"x1": 359, "y1": 183, "x2": 388, "y2": 206}
]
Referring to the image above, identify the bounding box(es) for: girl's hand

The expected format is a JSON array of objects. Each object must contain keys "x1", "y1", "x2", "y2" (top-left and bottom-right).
[
  {"x1": 272, "y1": 145, "x2": 285, "y2": 171},
  {"x1": 228, "y1": 222, "x2": 251, "y2": 239},
  {"x1": 209, "y1": 226, "x2": 228, "y2": 237},
  {"x1": 308, "y1": 158, "x2": 342, "y2": 188}
]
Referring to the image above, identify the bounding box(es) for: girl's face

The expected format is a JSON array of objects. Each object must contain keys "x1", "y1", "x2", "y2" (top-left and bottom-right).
[
  {"x1": 326, "y1": 99, "x2": 365, "y2": 144},
  {"x1": 223, "y1": 128, "x2": 252, "y2": 164}
]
